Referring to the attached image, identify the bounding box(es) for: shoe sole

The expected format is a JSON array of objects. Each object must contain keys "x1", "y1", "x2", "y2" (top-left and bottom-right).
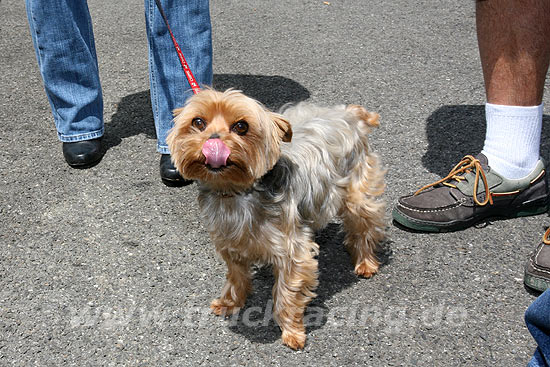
[
  {"x1": 524, "y1": 272, "x2": 550, "y2": 293},
  {"x1": 392, "y1": 200, "x2": 549, "y2": 233},
  {"x1": 161, "y1": 177, "x2": 193, "y2": 187},
  {"x1": 66, "y1": 156, "x2": 103, "y2": 169}
]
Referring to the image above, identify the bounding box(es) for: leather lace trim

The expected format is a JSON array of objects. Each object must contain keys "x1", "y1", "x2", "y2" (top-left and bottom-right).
[{"x1": 414, "y1": 155, "x2": 493, "y2": 206}]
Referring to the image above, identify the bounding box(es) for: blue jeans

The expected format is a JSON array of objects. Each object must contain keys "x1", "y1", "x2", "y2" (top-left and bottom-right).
[
  {"x1": 526, "y1": 289, "x2": 550, "y2": 367},
  {"x1": 25, "y1": 0, "x2": 212, "y2": 153}
]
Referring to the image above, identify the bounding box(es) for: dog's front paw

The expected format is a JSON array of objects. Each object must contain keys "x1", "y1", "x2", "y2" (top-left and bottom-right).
[
  {"x1": 282, "y1": 330, "x2": 306, "y2": 350},
  {"x1": 354, "y1": 260, "x2": 379, "y2": 278},
  {"x1": 210, "y1": 298, "x2": 241, "y2": 316}
]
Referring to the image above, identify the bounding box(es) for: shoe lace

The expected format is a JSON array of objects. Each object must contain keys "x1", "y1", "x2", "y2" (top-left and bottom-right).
[
  {"x1": 414, "y1": 155, "x2": 493, "y2": 206},
  {"x1": 543, "y1": 228, "x2": 550, "y2": 245}
]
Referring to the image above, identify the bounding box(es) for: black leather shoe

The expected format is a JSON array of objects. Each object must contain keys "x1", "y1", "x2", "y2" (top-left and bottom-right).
[
  {"x1": 62, "y1": 138, "x2": 103, "y2": 168},
  {"x1": 160, "y1": 154, "x2": 193, "y2": 187}
]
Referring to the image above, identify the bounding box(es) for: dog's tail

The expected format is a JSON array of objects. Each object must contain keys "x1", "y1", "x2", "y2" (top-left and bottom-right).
[{"x1": 345, "y1": 104, "x2": 380, "y2": 129}]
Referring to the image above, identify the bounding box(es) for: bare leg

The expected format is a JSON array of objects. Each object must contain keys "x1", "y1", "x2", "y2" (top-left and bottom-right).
[{"x1": 476, "y1": 0, "x2": 550, "y2": 106}]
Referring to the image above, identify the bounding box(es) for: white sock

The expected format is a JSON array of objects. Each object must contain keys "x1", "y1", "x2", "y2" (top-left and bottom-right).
[{"x1": 481, "y1": 102, "x2": 543, "y2": 180}]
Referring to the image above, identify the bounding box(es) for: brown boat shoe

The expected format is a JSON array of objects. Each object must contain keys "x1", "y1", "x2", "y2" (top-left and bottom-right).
[
  {"x1": 392, "y1": 154, "x2": 549, "y2": 232},
  {"x1": 525, "y1": 227, "x2": 550, "y2": 293}
]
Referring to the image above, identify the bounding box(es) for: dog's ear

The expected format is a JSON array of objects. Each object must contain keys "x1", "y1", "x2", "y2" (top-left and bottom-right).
[{"x1": 270, "y1": 112, "x2": 292, "y2": 142}]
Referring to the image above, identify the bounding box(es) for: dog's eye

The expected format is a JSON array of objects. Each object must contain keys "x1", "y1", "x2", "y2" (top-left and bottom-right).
[
  {"x1": 192, "y1": 118, "x2": 206, "y2": 131},
  {"x1": 231, "y1": 120, "x2": 249, "y2": 135}
]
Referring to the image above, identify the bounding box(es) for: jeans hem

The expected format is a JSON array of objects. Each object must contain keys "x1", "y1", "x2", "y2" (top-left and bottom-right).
[
  {"x1": 58, "y1": 129, "x2": 104, "y2": 142},
  {"x1": 157, "y1": 144, "x2": 170, "y2": 155}
]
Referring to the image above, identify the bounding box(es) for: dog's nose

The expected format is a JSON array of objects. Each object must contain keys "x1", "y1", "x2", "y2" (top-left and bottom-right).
[{"x1": 209, "y1": 133, "x2": 220, "y2": 139}]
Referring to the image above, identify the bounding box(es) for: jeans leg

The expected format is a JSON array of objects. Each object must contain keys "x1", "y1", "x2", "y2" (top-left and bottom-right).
[
  {"x1": 526, "y1": 289, "x2": 550, "y2": 367},
  {"x1": 145, "y1": 0, "x2": 213, "y2": 154},
  {"x1": 25, "y1": 0, "x2": 103, "y2": 142}
]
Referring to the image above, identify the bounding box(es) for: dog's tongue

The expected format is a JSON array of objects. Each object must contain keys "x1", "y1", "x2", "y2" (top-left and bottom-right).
[{"x1": 202, "y1": 138, "x2": 231, "y2": 168}]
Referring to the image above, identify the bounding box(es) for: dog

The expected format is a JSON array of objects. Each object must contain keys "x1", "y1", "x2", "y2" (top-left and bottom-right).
[{"x1": 167, "y1": 88, "x2": 386, "y2": 349}]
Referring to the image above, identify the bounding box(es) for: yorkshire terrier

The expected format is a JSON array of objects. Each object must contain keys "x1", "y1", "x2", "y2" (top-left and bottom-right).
[{"x1": 167, "y1": 89, "x2": 386, "y2": 349}]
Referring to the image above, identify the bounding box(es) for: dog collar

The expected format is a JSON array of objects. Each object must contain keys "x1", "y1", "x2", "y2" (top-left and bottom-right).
[{"x1": 213, "y1": 187, "x2": 254, "y2": 198}]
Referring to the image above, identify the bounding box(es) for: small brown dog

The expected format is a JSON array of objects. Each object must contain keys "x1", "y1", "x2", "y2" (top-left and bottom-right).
[{"x1": 167, "y1": 89, "x2": 386, "y2": 349}]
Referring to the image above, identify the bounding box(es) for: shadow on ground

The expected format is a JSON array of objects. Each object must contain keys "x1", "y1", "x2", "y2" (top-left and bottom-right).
[
  {"x1": 103, "y1": 74, "x2": 311, "y2": 151},
  {"x1": 422, "y1": 105, "x2": 550, "y2": 176},
  {"x1": 213, "y1": 74, "x2": 310, "y2": 111}
]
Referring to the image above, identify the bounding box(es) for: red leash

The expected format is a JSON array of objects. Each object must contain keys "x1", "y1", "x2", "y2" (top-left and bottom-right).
[{"x1": 154, "y1": 0, "x2": 201, "y2": 95}]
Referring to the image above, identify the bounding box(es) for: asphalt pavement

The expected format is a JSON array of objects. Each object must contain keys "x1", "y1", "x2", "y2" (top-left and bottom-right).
[{"x1": 2, "y1": 0, "x2": 549, "y2": 366}]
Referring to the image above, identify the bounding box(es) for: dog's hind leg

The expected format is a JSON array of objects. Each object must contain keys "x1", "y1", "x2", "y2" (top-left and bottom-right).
[{"x1": 340, "y1": 152, "x2": 386, "y2": 278}]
